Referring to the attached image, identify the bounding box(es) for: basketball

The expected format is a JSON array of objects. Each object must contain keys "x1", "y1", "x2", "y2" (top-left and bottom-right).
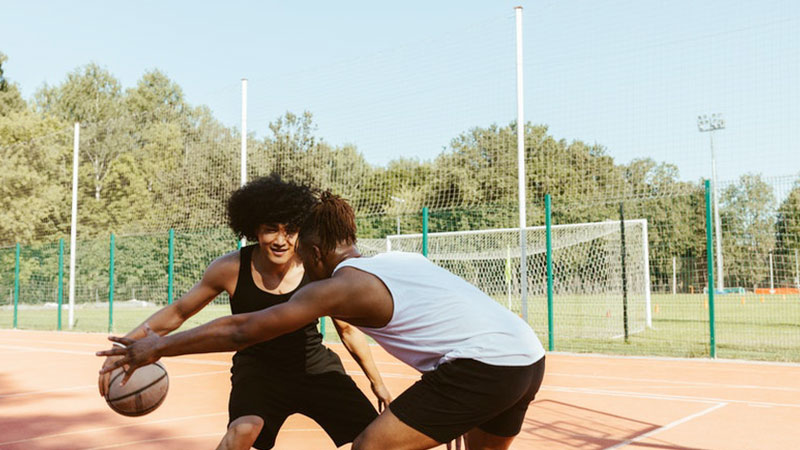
[{"x1": 104, "y1": 361, "x2": 169, "y2": 417}]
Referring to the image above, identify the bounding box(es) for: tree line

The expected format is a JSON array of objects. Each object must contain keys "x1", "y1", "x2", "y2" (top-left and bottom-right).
[{"x1": 1, "y1": 53, "x2": 798, "y2": 293}]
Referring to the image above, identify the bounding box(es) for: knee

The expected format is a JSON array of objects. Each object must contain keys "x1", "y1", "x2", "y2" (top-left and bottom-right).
[
  {"x1": 228, "y1": 416, "x2": 264, "y2": 441},
  {"x1": 351, "y1": 430, "x2": 377, "y2": 450}
]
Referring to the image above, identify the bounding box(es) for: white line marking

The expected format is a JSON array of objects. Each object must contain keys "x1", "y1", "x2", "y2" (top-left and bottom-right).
[
  {"x1": 0, "y1": 412, "x2": 228, "y2": 445},
  {"x1": 602, "y1": 402, "x2": 727, "y2": 449},
  {"x1": 81, "y1": 432, "x2": 224, "y2": 450},
  {"x1": 549, "y1": 351, "x2": 800, "y2": 368},
  {"x1": 346, "y1": 370, "x2": 418, "y2": 380},
  {"x1": 0, "y1": 370, "x2": 229, "y2": 399},
  {"x1": 543, "y1": 385, "x2": 800, "y2": 408},
  {"x1": 547, "y1": 371, "x2": 800, "y2": 392},
  {"x1": 80, "y1": 429, "x2": 326, "y2": 450}
]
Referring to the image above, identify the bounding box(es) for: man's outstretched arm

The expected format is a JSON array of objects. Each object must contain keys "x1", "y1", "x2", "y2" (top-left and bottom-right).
[{"x1": 97, "y1": 277, "x2": 345, "y2": 384}]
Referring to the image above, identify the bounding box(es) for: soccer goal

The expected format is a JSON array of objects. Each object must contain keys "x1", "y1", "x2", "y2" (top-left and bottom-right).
[{"x1": 385, "y1": 220, "x2": 652, "y2": 341}]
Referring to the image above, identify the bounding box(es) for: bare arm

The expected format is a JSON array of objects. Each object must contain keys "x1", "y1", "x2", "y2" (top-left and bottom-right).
[
  {"x1": 98, "y1": 254, "x2": 233, "y2": 395},
  {"x1": 334, "y1": 319, "x2": 392, "y2": 410},
  {"x1": 97, "y1": 276, "x2": 350, "y2": 384},
  {"x1": 126, "y1": 264, "x2": 230, "y2": 339}
]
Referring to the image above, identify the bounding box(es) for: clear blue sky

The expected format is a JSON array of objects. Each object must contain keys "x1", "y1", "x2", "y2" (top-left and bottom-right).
[{"x1": 2, "y1": 0, "x2": 799, "y2": 186}]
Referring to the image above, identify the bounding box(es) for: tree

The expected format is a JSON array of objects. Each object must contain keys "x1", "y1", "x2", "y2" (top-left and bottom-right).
[
  {"x1": 0, "y1": 52, "x2": 26, "y2": 116},
  {"x1": 720, "y1": 173, "x2": 776, "y2": 289},
  {"x1": 775, "y1": 179, "x2": 800, "y2": 286}
]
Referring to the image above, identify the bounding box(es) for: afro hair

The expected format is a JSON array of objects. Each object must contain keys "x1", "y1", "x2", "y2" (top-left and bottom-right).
[{"x1": 226, "y1": 174, "x2": 317, "y2": 241}]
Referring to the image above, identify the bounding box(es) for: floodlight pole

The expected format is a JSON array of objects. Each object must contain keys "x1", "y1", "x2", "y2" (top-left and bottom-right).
[
  {"x1": 515, "y1": 6, "x2": 528, "y2": 322},
  {"x1": 68, "y1": 123, "x2": 79, "y2": 329},
  {"x1": 240, "y1": 78, "x2": 248, "y2": 248},
  {"x1": 698, "y1": 114, "x2": 725, "y2": 292},
  {"x1": 391, "y1": 196, "x2": 406, "y2": 235}
]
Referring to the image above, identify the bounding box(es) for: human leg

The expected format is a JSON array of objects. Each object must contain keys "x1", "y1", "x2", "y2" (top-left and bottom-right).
[
  {"x1": 297, "y1": 371, "x2": 378, "y2": 447},
  {"x1": 216, "y1": 415, "x2": 264, "y2": 450},
  {"x1": 352, "y1": 407, "x2": 441, "y2": 450}
]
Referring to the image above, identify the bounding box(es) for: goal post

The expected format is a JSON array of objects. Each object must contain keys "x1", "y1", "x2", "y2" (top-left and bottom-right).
[{"x1": 386, "y1": 219, "x2": 652, "y2": 340}]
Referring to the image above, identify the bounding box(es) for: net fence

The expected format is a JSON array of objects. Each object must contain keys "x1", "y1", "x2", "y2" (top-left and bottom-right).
[{"x1": 1, "y1": 1, "x2": 799, "y2": 360}]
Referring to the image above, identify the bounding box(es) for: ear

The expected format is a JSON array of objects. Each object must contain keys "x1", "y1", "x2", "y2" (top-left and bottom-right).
[{"x1": 312, "y1": 245, "x2": 323, "y2": 264}]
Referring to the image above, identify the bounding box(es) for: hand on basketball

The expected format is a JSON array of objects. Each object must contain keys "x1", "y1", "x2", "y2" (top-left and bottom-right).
[
  {"x1": 98, "y1": 355, "x2": 126, "y2": 397},
  {"x1": 371, "y1": 382, "x2": 392, "y2": 412},
  {"x1": 96, "y1": 323, "x2": 162, "y2": 386}
]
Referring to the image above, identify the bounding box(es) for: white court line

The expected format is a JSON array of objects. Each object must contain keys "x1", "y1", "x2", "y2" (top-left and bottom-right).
[
  {"x1": 346, "y1": 370, "x2": 417, "y2": 380},
  {"x1": 5, "y1": 330, "x2": 799, "y2": 368},
  {"x1": 602, "y1": 402, "x2": 728, "y2": 450},
  {"x1": 550, "y1": 351, "x2": 800, "y2": 368},
  {"x1": 547, "y1": 371, "x2": 800, "y2": 393},
  {"x1": 81, "y1": 429, "x2": 325, "y2": 450},
  {"x1": 0, "y1": 370, "x2": 229, "y2": 399},
  {"x1": 0, "y1": 412, "x2": 228, "y2": 446},
  {"x1": 0, "y1": 339, "x2": 406, "y2": 366},
  {"x1": 543, "y1": 385, "x2": 800, "y2": 409}
]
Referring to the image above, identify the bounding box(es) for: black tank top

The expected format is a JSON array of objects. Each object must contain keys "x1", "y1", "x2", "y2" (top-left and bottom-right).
[{"x1": 229, "y1": 245, "x2": 344, "y2": 375}]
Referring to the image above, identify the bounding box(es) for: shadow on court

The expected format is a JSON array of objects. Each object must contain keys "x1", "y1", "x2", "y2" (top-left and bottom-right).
[
  {"x1": 0, "y1": 410, "x2": 187, "y2": 450},
  {"x1": 518, "y1": 399, "x2": 710, "y2": 450}
]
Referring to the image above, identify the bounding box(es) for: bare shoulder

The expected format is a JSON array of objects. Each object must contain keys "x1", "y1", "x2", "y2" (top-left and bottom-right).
[{"x1": 204, "y1": 250, "x2": 241, "y2": 289}]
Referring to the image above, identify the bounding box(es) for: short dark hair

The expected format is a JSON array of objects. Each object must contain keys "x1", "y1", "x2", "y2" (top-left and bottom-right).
[
  {"x1": 299, "y1": 191, "x2": 357, "y2": 254},
  {"x1": 226, "y1": 174, "x2": 316, "y2": 241}
]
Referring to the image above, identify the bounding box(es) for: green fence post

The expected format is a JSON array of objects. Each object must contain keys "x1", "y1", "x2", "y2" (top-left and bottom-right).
[
  {"x1": 58, "y1": 239, "x2": 64, "y2": 331},
  {"x1": 108, "y1": 233, "x2": 115, "y2": 333},
  {"x1": 545, "y1": 195, "x2": 554, "y2": 351},
  {"x1": 13, "y1": 243, "x2": 20, "y2": 329},
  {"x1": 619, "y1": 202, "x2": 629, "y2": 342},
  {"x1": 705, "y1": 180, "x2": 716, "y2": 358},
  {"x1": 422, "y1": 207, "x2": 429, "y2": 257},
  {"x1": 168, "y1": 229, "x2": 175, "y2": 305}
]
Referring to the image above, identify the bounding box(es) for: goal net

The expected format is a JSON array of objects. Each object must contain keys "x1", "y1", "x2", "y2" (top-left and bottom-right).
[{"x1": 385, "y1": 220, "x2": 652, "y2": 341}]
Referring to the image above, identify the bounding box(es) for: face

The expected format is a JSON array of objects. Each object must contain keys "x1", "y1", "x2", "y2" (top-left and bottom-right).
[{"x1": 255, "y1": 223, "x2": 298, "y2": 265}]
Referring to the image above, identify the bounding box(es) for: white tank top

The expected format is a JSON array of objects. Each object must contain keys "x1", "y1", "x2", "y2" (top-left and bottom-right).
[{"x1": 334, "y1": 252, "x2": 545, "y2": 372}]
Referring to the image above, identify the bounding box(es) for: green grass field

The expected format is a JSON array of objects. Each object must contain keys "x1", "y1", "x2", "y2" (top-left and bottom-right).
[{"x1": 2, "y1": 293, "x2": 799, "y2": 362}]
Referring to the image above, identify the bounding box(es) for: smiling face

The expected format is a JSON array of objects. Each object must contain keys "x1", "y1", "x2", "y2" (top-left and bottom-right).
[{"x1": 256, "y1": 223, "x2": 299, "y2": 265}]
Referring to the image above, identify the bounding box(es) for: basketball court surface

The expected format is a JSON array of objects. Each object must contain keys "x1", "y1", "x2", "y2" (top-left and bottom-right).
[{"x1": 1, "y1": 329, "x2": 798, "y2": 449}]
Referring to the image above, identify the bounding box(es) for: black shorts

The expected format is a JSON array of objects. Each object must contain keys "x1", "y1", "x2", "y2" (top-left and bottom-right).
[
  {"x1": 389, "y1": 356, "x2": 545, "y2": 443},
  {"x1": 229, "y1": 365, "x2": 378, "y2": 449}
]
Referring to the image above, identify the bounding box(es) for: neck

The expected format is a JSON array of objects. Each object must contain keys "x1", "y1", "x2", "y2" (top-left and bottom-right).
[{"x1": 325, "y1": 244, "x2": 361, "y2": 276}]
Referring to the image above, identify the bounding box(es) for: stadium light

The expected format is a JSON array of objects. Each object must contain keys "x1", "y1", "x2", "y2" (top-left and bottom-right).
[{"x1": 698, "y1": 113, "x2": 725, "y2": 292}]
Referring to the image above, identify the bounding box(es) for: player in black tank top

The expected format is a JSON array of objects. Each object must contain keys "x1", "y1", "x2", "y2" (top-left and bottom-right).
[
  {"x1": 230, "y1": 244, "x2": 344, "y2": 374},
  {"x1": 98, "y1": 175, "x2": 387, "y2": 450},
  {"x1": 226, "y1": 244, "x2": 379, "y2": 449}
]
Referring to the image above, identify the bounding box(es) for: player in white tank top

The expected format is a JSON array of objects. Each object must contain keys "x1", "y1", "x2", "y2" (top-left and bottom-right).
[
  {"x1": 98, "y1": 191, "x2": 546, "y2": 450},
  {"x1": 335, "y1": 251, "x2": 544, "y2": 372}
]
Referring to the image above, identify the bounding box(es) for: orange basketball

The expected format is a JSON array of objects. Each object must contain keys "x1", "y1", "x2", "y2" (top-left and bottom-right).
[{"x1": 105, "y1": 361, "x2": 169, "y2": 417}]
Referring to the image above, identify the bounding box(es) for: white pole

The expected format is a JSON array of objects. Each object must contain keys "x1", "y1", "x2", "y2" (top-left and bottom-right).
[
  {"x1": 515, "y1": 6, "x2": 528, "y2": 323},
  {"x1": 672, "y1": 256, "x2": 677, "y2": 295},
  {"x1": 642, "y1": 221, "x2": 652, "y2": 328},
  {"x1": 68, "y1": 123, "x2": 79, "y2": 329},
  {"x1": 795, "y1": 249, "x2": 799, "y2": 289},
  {"x1": 769, "y1": 252, "x2": 774, "y2": 291},
  {"x1": 240, "y1": 78, "x2": 248, "y2": 248},
  {"x1": 710, "y1": 132, "x2": 724, "y2": 291}
]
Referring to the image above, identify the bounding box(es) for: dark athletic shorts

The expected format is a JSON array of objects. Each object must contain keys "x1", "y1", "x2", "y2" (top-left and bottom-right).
[
  {"x1": 228, "y1": 365, "x2": 378, "y2": 450},
  {"x1": 389, "y1": 356, "x2": 545, "y2": 443}
]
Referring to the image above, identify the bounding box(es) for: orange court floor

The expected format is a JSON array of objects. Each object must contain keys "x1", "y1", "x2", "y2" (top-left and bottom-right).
[{"x1": 1, "y1": 329, "x2": 799, "y2": 449}]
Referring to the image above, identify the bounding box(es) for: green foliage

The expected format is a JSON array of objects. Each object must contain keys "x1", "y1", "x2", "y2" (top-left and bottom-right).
[
  {"x1": 721, "y1": 174, "x2": 777, "y2": 289},
  {"x1": 1, "y1": 61, "x2": 799, "y2": 310},
  {"x1": 0, "y1": 52, "x2": 26, "y2": 116}
]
